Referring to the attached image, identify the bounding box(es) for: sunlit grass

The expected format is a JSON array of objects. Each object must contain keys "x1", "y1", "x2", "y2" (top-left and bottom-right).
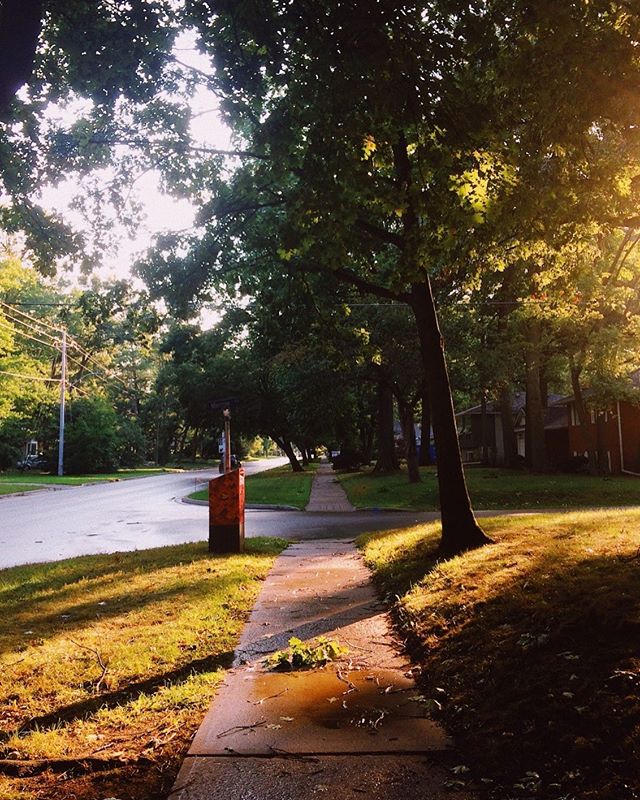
[
  {"x1": 0, "y1": 467, "x2": 184, "y2": 487},
  {"x1": 360, "y1": 509, "x2": 640, "y2": 798},
  {"x1": 190, "y1": 463, "x2": 318, "y2": 508},
  {"x1": 0, "y1": 537, "x2": 288, "y2": 799},
  {"x1": 339, "y1": 465, "x2": 640, "y2": 510}
]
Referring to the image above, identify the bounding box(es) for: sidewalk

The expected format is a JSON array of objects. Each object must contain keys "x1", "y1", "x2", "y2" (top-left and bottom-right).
[
  {"x1": 170, "y1": 538, "x2": 472, "y2": 800},
  {"x1": 305, "y1": 464, "x2": 356, "y2": 512}
]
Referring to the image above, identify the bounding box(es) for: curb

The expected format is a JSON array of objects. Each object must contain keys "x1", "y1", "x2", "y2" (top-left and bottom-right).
[{"x1": 180, "y1": 497, "x2": 300, "y2": 511}]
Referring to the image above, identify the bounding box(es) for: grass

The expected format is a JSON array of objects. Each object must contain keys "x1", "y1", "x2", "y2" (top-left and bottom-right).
[
  {"x1": 0, "y1": 537, "x2": 288, "y2": 800},
  {"x1": 0, "y1": 468, "x2": 187, "y2": 495},
  {"x1": 338, "y1": 465, "x2": 640, "y2": 510},
  {"x1": 359, "y1": 510, "x2": 640, "y2": 799},
  {"x1": 190, "y1": 464, "x2": 318, "y2": 509}
]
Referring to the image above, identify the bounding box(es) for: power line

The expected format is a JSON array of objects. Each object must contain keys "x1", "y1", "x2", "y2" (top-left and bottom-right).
[
  {"x1": 0, "y1": 319, "x2": 62, "y2": 352},
  {"x1": 4, "y1": 301, "x2": 72, "y2": 307},
  {"x1": 0, "y1": 369, "x2": 59, "y2": 382},
  {"x1": 0, "y1": 302, "x2": 133, "y2": 395},
  {"x1": 0, "y1": 299, "x2": 63, "y2": 334},
  {"x1": 0, "y1": 309, "x2": 62, "y2": 345},
  {"x1": 65, "y1": 336, "x2": 132, "y2": 393}
]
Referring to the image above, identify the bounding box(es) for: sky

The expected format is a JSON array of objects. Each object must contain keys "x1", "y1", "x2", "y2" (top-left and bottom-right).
[{"x1": 36, "y1": 32, "x2": 232, "y2": 320}]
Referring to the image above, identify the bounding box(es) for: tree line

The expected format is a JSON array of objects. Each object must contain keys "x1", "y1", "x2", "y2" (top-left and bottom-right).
[{"x1": 2, "y1": 1, "x2": 640, "y2": 554}]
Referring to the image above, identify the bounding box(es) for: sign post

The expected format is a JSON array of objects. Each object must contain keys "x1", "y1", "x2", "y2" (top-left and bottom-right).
[{"x1": 223, "y1": 407, "x2": 231, "y2": 473}]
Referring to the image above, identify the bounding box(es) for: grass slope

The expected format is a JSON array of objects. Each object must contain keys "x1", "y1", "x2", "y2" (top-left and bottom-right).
[
  {"x1": 0, "y1": 537, "x2": 287, "y2": 800},
  {"x1": 339, "y1": 466, "x2": 640, "y2": 510},
  {"x1": 190, "y1": 464, "x2": 317, "y2": 509},
  {"x1": 360, "y1": 510, "x2": 640, "y2": 799}
]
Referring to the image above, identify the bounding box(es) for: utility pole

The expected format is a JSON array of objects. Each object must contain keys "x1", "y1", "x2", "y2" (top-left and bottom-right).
[{"x1": 57, "y1": 329, "x2": 66, "y2": 476}]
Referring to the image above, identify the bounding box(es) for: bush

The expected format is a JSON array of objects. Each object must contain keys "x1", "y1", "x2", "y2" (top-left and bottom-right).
[
  {"x1": 116, "y1": 417, "x2": 146, "y2": 467},
  {"x1": 0, "y1": 440, "x2": 20, "y2": 470},
  {"x1": 64, "y1": 398, "x2": 120, "y2": 474}
]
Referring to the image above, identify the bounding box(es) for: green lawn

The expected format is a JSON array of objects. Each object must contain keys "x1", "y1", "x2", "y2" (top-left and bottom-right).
[
  {"x1": 190, "y1": 464, "x2": 318, "y2": 509},
  {"x1": 359, "y1": 510, "x2": 640, "y2": 799},
  {"x1": 0, "y1": 468, "x2": 182, "y2": 494},
  {"x1": 0, "y1": 537, "x2": 288, "y2": 800},
  {"x1": 337, "y1": 465, "x2": 640, "y2": 510}
]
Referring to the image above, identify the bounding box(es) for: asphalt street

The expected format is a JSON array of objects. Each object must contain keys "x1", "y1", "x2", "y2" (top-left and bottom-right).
[{"x1": 0, "y1": 459, "x2": 434, "y2": 569}]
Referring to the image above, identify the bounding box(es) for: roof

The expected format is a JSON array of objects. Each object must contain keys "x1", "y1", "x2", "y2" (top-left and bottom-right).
[
  {"x1": 457, "y1": 392, "x2": 564, "y2": 418},
  {"x1": 456, "y1": 391, "x2": 526, "y2": 418}
]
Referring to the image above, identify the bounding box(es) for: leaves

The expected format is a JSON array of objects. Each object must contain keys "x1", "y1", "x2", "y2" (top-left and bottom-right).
[{"x1": 264, "y1": 637, "x2": 349, "y2": 671}]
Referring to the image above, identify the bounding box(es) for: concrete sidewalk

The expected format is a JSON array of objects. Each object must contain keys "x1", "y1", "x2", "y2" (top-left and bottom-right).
[
  {"x1": 171, "y1": 539, "x2": 472, "y2": 800},
  {"x1": 305, "y1": 464, "x2": 356, "y2": 512}
]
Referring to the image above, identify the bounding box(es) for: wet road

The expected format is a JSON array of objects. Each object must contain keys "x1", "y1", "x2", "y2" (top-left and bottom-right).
[{"x1": 0, "y1": 459, "x2": 279, "y2": 568}]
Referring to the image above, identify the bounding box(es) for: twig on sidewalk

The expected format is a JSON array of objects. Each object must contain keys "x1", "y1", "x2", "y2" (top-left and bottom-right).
[
  {"x1": 268, "y1": 746, "x2": 320, "y2": 762},
  {"x1": 216, "y1": 720, "x2": 267, "y2": 738},
  {"x1": 251, "y1": 688, "x2": 289, "y2": 705}
]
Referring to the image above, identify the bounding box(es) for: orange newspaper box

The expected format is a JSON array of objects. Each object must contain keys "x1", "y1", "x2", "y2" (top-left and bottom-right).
[{"x1": 208, "y1": 468, "x2": 245, "y2": 553}]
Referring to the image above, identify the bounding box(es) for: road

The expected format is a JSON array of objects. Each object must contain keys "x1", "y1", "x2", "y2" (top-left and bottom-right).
[{"x1": 0, "y1": 459, "x2": 285, "y2": 569}]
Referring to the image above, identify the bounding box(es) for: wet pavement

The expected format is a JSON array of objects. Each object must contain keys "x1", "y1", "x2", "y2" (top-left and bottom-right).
[
  {"x1": 171, "y1": 539, "x2": 467, "y2": 800},
  {"x1": 0, "y1": 459, "x2": 288, "y2": 569}
]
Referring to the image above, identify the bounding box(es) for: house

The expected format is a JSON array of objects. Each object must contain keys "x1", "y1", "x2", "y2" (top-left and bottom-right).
[
  {"x1": 457, "y1": 392, "x2": 565, "y2": 466},
  {"x1": 513, "y1": 403, "x2": 570, "y2": 468},
  {"x1": 456, "y1": 394, "x2": 523, "y2": 465},
  {"x1": 457, "y1": 383, "x2": 640, "y2": 474},
  {"x1": 559, "y1": 396, "x2": 640, "y2": 475}
]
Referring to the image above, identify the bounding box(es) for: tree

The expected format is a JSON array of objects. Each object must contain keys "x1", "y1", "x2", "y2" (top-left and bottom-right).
[{"x1": 6, "y1": 2, "x2": 640, "y2": 554}]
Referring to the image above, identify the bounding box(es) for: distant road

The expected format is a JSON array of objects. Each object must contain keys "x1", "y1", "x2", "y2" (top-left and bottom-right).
[{"x1": 0, "y1": 458, "x2": 287, "y2": 569}]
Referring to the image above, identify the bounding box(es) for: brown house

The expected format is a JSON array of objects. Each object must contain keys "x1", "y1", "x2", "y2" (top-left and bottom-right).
[{"x1": 562, "y1": 398, "x2": 640, "y2": 475}]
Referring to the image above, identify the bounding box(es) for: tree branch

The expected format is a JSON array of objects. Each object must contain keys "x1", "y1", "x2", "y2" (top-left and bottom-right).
[
  {"x1": 331, "y1": 266, "x2": 409, "y2": 303},
  {"x1": 355, "y1": 218, "x2": 404, "y2": 249}
]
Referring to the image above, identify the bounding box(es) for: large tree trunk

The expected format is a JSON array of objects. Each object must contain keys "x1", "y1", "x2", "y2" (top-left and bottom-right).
[
  {"x1": 360, "y1": 420, "x2": 374, "y2": 465},
  {"x1": 570, "y1": 359, "x2": 599, "y2": 475},
  {"x1": 418, "y1": 385, "x2": 432, "y2": 466},
  {"x1": 398, "y1": 398, "x2": 421, "y2": 483},
  {"x1": 499, "y1": 385, "x2": 518, "y2": 467},
  {"x1": 373, "y1": 376, "x2": 399, "y2": 473},
  {"x1": 410, "y1": 280, "x2": 491, "y2": 557},
  {"x1": 273, "y1": 436, "x2": 304, "y2": 472},
  {"x1": 524, "y1": 321, "x2": 547, "y2": 472}
]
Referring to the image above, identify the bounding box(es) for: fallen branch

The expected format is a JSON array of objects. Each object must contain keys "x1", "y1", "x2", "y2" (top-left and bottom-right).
[
  {"x1": 252, "y1": 688, "x2": 289, "y2": 705},
  {"x1": 0, "y1": 755, "x2": 152, "y2": 777},
  {"x1": 69, "y1": 639, "x2": 108, "y2": 693}
]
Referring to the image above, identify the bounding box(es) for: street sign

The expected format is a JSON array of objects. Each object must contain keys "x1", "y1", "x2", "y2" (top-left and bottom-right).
[{"x1": 209, "y1": 397, "x2": 239, "y2": 411}]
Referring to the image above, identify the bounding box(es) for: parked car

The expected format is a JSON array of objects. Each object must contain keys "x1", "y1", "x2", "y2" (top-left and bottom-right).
[
  {"x1": 218, "y1": 455, "x2": 242, "y2": 473},
  {"x1": 17, "y1": 454, "x2": 50, "y2": 472}
]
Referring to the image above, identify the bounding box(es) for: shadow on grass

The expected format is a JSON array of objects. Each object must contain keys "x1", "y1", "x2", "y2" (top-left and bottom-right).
[
  {"x1": 0, "y1": 649, "x2": 235, "y2": 741},
  {"x1": 0, "y1": 539, "x2": 285, "y2": 623},
  {"x1": 364, "y1": 523, "x2": 640, "y2": 798}
]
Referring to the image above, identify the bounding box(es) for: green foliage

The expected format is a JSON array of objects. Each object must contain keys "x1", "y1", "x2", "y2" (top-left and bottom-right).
[
  {"x1": 64, "y1": 397, "x2": 120, "y2": 474},
  {"x1": 265, "y1": 637, "x2": 349, "y2": 671},
  {"x1": 116, "y1": 416, "x2": 147, "y2": 467}
]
